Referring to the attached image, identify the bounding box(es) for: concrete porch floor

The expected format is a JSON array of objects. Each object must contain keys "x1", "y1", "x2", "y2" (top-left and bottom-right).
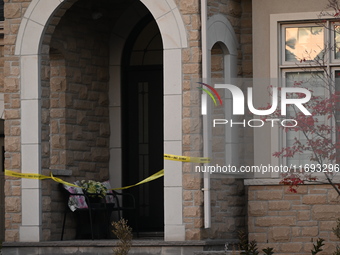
[{"x1": 2, "y1": 239, "x2": 234, "y2": 255}]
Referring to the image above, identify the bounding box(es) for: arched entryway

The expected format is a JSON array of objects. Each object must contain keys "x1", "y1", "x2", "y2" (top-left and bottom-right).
[
  {"x1": 15, "y1": 0, "x2": 187, "y2": 242},
  {"x1": 121, "y1": 15, "x2": 164, "y2": 233}
]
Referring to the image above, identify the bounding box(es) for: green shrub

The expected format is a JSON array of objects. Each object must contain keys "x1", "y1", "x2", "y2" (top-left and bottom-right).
[
  {"x1": 238, "y1": 231, "x2": 273, "y2": 255},
  {"x1": 311, "y1": 238, "x2": 324, "y2": 255}
]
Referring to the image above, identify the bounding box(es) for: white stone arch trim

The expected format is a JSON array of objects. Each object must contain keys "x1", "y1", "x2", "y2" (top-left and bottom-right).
[
  {"x1": 207, "y1": 14, "x2": 239, "y2": 166},
  {"x1": 207, "y1": 14, "x2": 238, "y2": 55},
  {"x1": 15, "y1": 0, "x2": 187, "y2": 242}
]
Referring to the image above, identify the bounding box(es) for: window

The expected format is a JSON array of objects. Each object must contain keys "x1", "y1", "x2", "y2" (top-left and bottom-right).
[
  {"x1": 284, "y1": 25, "x2": 324, "y2": 63},
  {"x1": 279, "y1": 21, "x2": 339, "y2": 166}
]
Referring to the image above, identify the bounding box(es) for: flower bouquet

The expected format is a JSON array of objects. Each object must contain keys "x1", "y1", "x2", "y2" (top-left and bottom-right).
[{"x1": 78, "y1": 180, "x2": 108, "y2": 198}]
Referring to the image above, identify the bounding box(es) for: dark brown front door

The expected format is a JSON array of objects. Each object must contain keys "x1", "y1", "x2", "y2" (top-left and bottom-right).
[{"x1": 122, "y1": 67, "x2": 164, "y2": 232}]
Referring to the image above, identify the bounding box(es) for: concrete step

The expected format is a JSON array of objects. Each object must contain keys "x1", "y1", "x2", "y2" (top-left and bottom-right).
[{"x1": 2, "y1": 239, "x2": 230, "y2": 255}]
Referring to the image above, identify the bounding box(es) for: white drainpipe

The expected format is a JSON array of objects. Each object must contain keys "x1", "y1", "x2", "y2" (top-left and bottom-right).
[{"x1": 201, "y1": 0, "x2": 211, "y2": 229}]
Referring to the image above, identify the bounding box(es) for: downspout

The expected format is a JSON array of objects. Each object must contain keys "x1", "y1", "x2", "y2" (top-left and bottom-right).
[{"x1": 201, "y1": 0, "x2": 211, "y2": 229}]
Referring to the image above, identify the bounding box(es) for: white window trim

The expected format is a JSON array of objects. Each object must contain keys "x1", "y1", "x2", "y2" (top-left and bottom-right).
[{"x1": 269, "y1": 12, "x2": 331, "y2": 177}]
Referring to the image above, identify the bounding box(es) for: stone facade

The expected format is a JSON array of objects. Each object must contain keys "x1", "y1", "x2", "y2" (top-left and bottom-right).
[
  {"x1": 2, "y1": 0, "x2": 340, "y2": 253},
  {"x1": 247, "y1": 0, "x2": 340, "y2": 254},
  {"x1": 181, "y1": 0, "x2": 252, "y2": 240},
  {"x1": 1, "y1": 0, "x2": 256, "y2": 242},
  {"x1": 248, "y1": 185, "x2": 340, "y2": 254}
]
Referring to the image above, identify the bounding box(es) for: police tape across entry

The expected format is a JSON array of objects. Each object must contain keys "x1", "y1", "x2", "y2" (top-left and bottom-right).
[{"x1": 5, "y1": 154, "x2": 210, "y2": 190}]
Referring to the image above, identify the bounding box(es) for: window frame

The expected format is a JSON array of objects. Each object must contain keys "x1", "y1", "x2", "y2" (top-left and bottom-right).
[{"x1": 269, "y1": 12, "x2": 338, "y2": 177}]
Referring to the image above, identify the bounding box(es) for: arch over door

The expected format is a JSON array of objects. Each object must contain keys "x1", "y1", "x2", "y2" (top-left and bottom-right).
[{"x1": 15, "y1": 0, "x2": 187, "y2": 241}]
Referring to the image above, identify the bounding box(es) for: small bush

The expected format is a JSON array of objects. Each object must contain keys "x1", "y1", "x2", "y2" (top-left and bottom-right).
[
  {"x1": 112, "y1": 219, "x2": 133, "y2": 255},
  {"x1": 238, "y1": 230, "x2": 257, "y2": 254},
  {"x1": 262, "y1": 247, "x2": 274, "y2": 255}
]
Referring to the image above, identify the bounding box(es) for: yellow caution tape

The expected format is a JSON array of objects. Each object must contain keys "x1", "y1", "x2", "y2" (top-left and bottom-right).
[
  {"x1": 5, "y1": 170, "x2": 82, "y2": 188},
  {"x1": 112, "y1": 170, "x2": 164, "y2": 190},
  {"x1": 4, "y1": 154, "x2": 208, "y2": 190},
  {"x1": 49, "y1": 172, "x2": 81, "y2": 188},
  {"x1": 5, "y1": 170, "x2": 51, "y2": 180},
  {"x1": 164, "y1": 154, "x2": 210, "y2": 163},
  {"x1": 5, "y1": 169, "x2": 164, "y2": 191}
]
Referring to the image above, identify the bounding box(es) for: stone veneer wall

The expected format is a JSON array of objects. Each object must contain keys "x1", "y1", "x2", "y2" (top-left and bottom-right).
[
  {"x1": 180, "y1": 0, "x2": 204, "y2": 239},
  {"x1": 41, "y1": 1, "x2": 111, "y2": 240},
  {"x1": 181, "y1": 0, "x2": 252, "y2": 240},
  {"x1": 248, "y1": 184, "x2": 340, "y2": 254},
  {"x1": 3, "y1": 0, "x2": 253, "y2": 242}
]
